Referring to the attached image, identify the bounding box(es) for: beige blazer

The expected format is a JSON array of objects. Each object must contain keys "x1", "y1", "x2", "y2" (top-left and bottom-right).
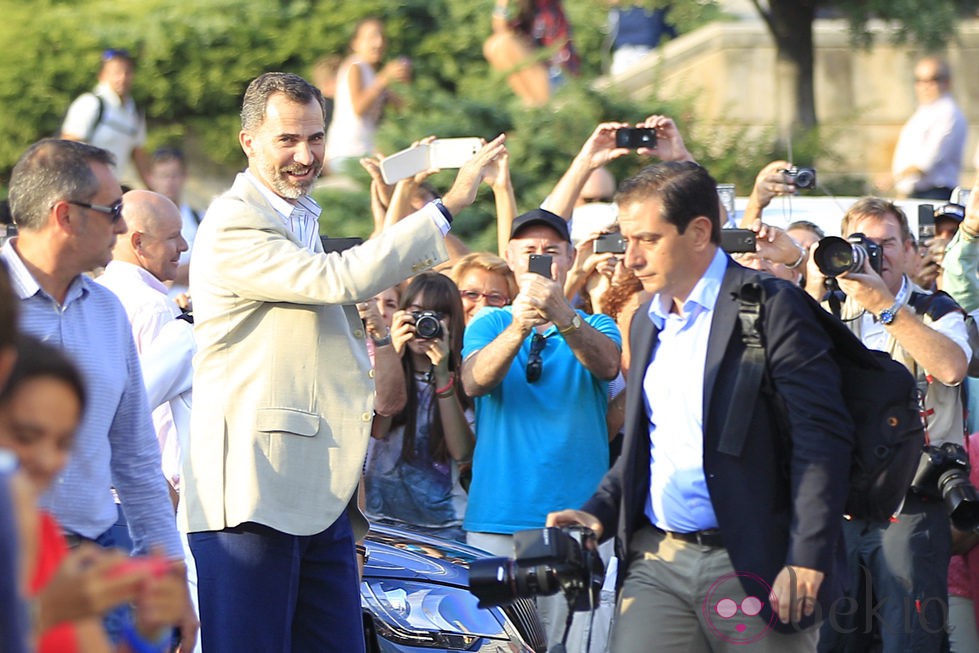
[{"x1": 180, "y1": 174, "x2": 448, "y2": 536}]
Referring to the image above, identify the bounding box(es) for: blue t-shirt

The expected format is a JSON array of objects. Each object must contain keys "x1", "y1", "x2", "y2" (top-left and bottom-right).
[{"x1": 462, "y1": 308, "x2": 621, "y2": 534}]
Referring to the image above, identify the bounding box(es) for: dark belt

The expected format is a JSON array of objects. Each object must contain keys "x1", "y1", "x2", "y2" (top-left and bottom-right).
[{"x1": 652, "y1": 524, "x2": 724, "y2": 548}]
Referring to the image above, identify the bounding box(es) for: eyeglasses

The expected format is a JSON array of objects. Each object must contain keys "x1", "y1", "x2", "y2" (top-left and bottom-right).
[
  {"x1": 526, "y1": 333, "x2": 547, "y2": 383},
  {"x1": 67, "y1": 199, "x2": 123, "y2": 224},
  {"x1": 460, "y1": 289, "x2": 509, "y2": 307}
]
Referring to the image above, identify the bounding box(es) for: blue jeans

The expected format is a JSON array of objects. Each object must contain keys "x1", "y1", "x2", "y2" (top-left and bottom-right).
[
  {"x1": 188, "y1": 512, "x2": 365, "y2": 653},
  {"x1": 818, "y1": 495, "x2": 950, "y2": 653}
]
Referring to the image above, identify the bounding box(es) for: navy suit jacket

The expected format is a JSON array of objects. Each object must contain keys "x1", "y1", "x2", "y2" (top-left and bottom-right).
[{"x1": 582, "y1": 257, "x2": 854, "y2": 631}]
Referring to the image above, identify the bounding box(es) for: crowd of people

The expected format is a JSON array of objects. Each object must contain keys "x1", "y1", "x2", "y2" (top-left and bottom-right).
[{"x1": 4, "y1": 11, "x2": 979, "y2": 653}]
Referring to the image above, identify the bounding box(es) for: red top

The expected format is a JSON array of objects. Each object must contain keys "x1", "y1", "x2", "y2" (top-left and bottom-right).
[{"x1": 29, "y1": 511, "x2": 79, "y2": 653}]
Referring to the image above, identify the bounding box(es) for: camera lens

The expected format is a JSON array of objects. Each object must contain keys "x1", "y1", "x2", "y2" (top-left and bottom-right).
[
  {"x1": 939, "y1": 470, "x2": 979, "y2": 531},
  {"x1": 468, "y1": 558, "x2": 560, "y2": 608},
  {"x1": 814, "y1": 236, "x2": 865, "y2": 277},
  {"x1": 794, "y1": 168, "x2": 816, "y2": 189},
  {"x1": 413, "y1": 312, "x2": 443, "y2": 340}
]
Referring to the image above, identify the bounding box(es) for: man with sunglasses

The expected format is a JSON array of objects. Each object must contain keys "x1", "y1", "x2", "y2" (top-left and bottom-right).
[
  {"x1": 890, "y1": 56, "x2": 967, "y2": 200},
  {"x1": 461, "y1": 207, "x2": 622, "y2": 651},
  {"x1": 62, "y1": 48, "x2": 151, "y2": 189},
  {"x1": 1, "y1": 139, "x2": 195, "y2": 645}
]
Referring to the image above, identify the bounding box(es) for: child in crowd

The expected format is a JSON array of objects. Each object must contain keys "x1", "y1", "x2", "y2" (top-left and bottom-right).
[{"x1": 0, "y1": 336, "x2": 187, "y2": 653}]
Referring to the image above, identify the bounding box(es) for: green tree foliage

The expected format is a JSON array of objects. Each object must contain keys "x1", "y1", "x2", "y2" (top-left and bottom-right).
[{"x1": 1, "y1": 0, "x2": 789, "y2": 248}]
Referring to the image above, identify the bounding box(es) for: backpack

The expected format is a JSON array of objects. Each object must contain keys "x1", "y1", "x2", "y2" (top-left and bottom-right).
[
  {"x1": 59, "y1": 93, "x2": 106, "y2": 142},
  {"x1": 719, "y1": 280, "x2": 925, "y2": 523}
]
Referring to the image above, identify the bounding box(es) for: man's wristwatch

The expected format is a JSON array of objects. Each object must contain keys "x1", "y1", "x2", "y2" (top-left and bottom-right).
[
  {"x1": 558, "y1": 313, "x2": 582, "y2": 335},
  {"x1": 878, "y1": 302, "x2": 901, "y2": 326},
  {"x1": 371, "y1": 331, "x2": 393, "y2": 347}
]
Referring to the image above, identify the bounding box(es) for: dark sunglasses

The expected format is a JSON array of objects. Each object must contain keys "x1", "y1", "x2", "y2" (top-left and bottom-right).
[
  {"x1": 526, "y1": 333, "x2": 547, "y2": 383},
  {"x1": 68, "y1": 199, "x2": 123, "y2": 224}
]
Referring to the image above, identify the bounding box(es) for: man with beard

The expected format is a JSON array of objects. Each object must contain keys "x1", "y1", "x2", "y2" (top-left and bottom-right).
[{"x1": 181, "y1": 72, "x2": 505, "y2": 653}]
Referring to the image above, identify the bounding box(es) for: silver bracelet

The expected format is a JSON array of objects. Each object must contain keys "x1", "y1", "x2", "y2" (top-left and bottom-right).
[
  {"x1": 785, "y1": 246, "x2": 807, "y2": 270},
  {"x1": 371, "y1": 332, "x2": 392, "y2": 347}
]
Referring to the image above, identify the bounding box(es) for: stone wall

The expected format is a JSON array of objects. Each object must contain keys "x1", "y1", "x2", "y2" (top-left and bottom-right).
[{"x1": 600, "y1": 18, "x2": 979, "y2": 188}]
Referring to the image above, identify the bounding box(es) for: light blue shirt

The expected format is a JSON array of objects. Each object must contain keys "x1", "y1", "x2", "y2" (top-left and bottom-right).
[
  {"x1": 1, "y1": 241, "x2": 182, "y2": 557},
  {"x1": 643, "y1": 247, "x2": 727, "y2": 532}
]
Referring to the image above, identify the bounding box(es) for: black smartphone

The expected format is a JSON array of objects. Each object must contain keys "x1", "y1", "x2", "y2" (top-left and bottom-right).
[
  {"x1": 615, "y1": 127, "x2": 657, "y2": 150},
  {"x1": 917, "y1": 204, "x2": 935, "y2": 241},
  {"x1": 719, "y1": 229, "x2": 757, "y2": 254},
  {"x1": 594, "y1": 232, "x2": 626, "y2": 254},
  {"x1": 320, "y1": 236, "x2": 364, "y2": 253},
  {"x1": 528, "y1": 254, "x2": 553, "y2": 278}
]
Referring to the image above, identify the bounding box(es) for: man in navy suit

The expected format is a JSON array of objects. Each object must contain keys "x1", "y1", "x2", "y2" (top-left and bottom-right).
[{"x1": 548, "y1": 161, "x2": 854, "y2": 652}]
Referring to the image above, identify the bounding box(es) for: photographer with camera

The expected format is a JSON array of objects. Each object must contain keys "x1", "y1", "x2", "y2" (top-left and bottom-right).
[
  {"x1": 461, "y1": 208, "x2": 621, "y2": 651},
  {"x1": 547, "y1": 161, "x2": 854, "y2": 652},
  {"x1": 364, "y1": 272, "x2": 473, "y2": 543},
  {"x1": 805, "y1": 197, "x2": 971, "y2": 653}
]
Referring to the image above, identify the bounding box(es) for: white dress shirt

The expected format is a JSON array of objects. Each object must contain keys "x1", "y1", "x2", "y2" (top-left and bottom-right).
[{"x1": 97, "y1": 261, "x2": 186, "y2": 488}]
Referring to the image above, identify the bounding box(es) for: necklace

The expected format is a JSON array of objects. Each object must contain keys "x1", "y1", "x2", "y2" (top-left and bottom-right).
[{"x1": 414, "y1": 367, "x2": 434, "y2": 384}]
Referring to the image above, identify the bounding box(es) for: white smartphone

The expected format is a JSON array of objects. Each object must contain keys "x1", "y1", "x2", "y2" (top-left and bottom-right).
[
  {"x1": 379, "y1": 138, "x2": 482, "y2": 184},
  {"x1": 380, "y1": 146, "x2": 430, "y2": 185},
  {"x1": 429, "y1": 138, "x2": 482, "y2": 169}
]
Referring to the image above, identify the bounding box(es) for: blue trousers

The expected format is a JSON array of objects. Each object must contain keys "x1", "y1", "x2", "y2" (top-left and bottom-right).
[
  {"x1": 188, "y1": 512, "x2": 365, "y2": 653},
  {"x1": 818, "y1": 495, "x2": 950, "y2": 653}
]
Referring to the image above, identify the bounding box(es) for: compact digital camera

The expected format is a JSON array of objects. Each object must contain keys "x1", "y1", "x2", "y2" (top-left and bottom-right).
[
  {"x1": 412, "y1": 311, "x2": 443, "y2": 340},
  {"x1": 782, "y1": 166, "x2": 817, "y2": 190}
]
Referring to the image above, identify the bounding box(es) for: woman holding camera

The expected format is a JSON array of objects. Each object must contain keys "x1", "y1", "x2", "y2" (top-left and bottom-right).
[{"x1": 364, "y1": 272, "x2": 474, "y2": 542}]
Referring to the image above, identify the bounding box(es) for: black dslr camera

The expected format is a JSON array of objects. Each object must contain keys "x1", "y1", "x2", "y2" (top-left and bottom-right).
[
  {"x1": 468, "y1": 526, "x2": 605, "y2": 611},
  {"x1": 782, "y1": 166, "x2": 817, "y2": 189},
  {"x1": 412, "y1": 310, "x2": 443, "y2": 340},
  {"x1": 813, "y1": 233, "x2": 883, "y2": 278},
  {"x1": 911, "y1": 442, "x2": 979, "y2": 531}
]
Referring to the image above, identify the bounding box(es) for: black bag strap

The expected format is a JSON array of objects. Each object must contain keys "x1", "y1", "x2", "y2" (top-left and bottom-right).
[
  {"x1": 84, "y1": 94, "x2": 106, "y2": 142},
  {"x1": 717, "y1": 281, "x2": 767, "y2": 457}
]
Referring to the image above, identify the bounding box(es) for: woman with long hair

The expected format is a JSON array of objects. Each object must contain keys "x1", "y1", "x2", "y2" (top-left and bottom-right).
[{"x1": 364, "y1": 273, "x2": 474, "y2": 542}]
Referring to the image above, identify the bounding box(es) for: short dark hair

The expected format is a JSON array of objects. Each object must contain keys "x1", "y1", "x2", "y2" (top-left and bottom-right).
[
  {"x1": 240, "y1": 73, "x2": 326, "y2": 132},
  {"x1": 615, "y1": 161, "x2": 721, "y2": 244},
  {"x1": 151, "y1": 146, "x2": 187, "y2": 171},
  {"x1": 7, "y1": 139, "x2": 115, "y2": 232},
  {"x1": 0, "y1": 335, "x2": 86, "y2": 413}
]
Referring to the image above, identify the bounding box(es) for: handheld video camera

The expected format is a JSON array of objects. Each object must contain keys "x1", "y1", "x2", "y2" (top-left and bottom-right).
[{"x1": 468, "y1": 526, "x2": 605, "y2": 611}]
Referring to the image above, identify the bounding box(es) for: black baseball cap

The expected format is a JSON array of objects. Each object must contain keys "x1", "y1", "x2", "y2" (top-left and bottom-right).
[
  {"x1": 509, "y1": 208, "x2": 571, "y2": 242},
  {"x1": 935, "y1": 203, "x2": 965, "y2": 223}
]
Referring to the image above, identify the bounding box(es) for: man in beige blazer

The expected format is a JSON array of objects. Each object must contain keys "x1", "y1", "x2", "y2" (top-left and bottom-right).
[{"x1": 181, "y1": 71, "x2": 506, "y2": 653}]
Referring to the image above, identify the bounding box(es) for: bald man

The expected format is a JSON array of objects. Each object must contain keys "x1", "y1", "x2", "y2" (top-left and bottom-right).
[
  {"x1": 892, "y1": 56, "x2": 967, "y2": 199},
  {"x1": 97, "y1": 189, "x2": 190, "y2": 496}
]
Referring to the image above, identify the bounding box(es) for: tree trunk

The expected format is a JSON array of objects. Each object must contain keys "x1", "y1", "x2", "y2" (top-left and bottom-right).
[{"x1": 767, "y1": 0, "x2": 818, "y2": 138}]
